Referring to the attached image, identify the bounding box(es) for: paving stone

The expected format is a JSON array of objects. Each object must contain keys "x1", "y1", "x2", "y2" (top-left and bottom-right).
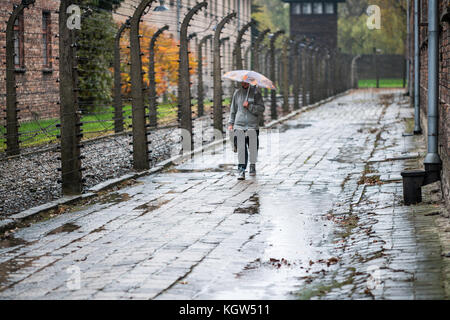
[{"x1": 0, "y1": 90, "x2": 448, "y2": 300}]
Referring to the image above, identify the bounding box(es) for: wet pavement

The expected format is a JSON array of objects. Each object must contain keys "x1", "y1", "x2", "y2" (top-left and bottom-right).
[{"x1": 0, "y1": 89, "x2": 448, "y2": 300}]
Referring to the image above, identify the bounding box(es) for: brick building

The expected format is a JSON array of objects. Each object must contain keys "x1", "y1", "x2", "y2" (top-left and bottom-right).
[
  {"x1": 282, "y1": 0, "x2": 345, "y2": 49},
  {"x1": 114, "y1": 0, "x2": 252, "y2": 99},
  {"x1": 0, "y1": 0, "x2": 252, "y2": 125},
  {"x1": 407, "y1": 0, "x2": 450, "y2": 204},
  {"x1": 0, "y1": 0, "x2": 60, "y2": 123}
]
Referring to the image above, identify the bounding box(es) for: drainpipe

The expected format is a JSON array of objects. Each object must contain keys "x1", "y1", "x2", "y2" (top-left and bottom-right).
[
  {"x1": 413, "y1": 0, "x2": 422, "y2": 134},
  {"x1": 401, "y1": 0, "x2": 442, "y2": 205},
  {"x1": 424, "y1": 0, "x2": 442, "y2": 168},
  {"x1": 406, "y1": 0, "x2": 410, "y2": 95}
]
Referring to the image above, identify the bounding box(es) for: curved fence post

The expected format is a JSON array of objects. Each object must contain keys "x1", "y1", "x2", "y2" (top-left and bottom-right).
[
  {"x1": 130, "y1": 0, "x2": 156, "y2": 170},
  {"x1": 317, "y1": 46, "x2": 324, "y2": 101},
  {"x1": 299, "y1": 41, "x2": 308, "y2": 107},
  {"x1": 307, "y1": 43, "x2": 315, "y2": 104},
  {"x1": 5, "y1": 0, "x2": 35, "y2": 156},
  {"x1": 59, "y1": 0, "x2": 82, "y2": 195},
  {"x1": 149, "y1": 24, "x2": 169, "y2": 128},
  {"x1": 269, "y1": 30, "x2": 284, "y2": 120},
  {"x1": 234, "y1": 19, "x2": 255, "y2": 70},
  {"x1": 253, "y1": 28, "x2": 270, "y2": 72},
  {"x1": 197, "y1": 34, "x2": 212, "y2": 118},
  {"x1": 113, "y1": 21, "x2": 129, "y2": 133},
  {"x1": 244, "y1": 45, "x2": 251, "y2": 69},
  {"x1": 282, "y1": 37, "x2": 289, "y2": 113},
  {"x1": 179, "y1": 2, "x2": 208, "y2": 153},
  {"x1": 351, "y1": 55, "x2": 361, "y2": 89},
  {"x1": 263, "y1": 46, "x2": 270, "y2": 98},
  {"x1": 330, "y1": 49, "x2": 337, "y2": 96},
  {"x1": 292, "y1": 39, "x2": 301, "y2": 110},
  {"x1": 213, "y1": 12, "x2": 236, "y2": 134}
]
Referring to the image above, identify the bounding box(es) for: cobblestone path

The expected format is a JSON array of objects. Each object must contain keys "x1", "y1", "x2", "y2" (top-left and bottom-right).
[{"x1": 0, "y1": 89, "x2": 448, "y2": 299}]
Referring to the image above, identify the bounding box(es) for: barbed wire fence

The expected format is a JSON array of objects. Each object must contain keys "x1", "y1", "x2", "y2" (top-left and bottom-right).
[{"x1": 0, "y1": 0, "x2": 354, "y2": 216}]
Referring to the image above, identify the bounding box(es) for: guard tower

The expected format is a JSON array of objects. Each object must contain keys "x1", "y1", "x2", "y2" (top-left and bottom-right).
[{"x1": 282, "y1": 1, "x2": 345, "y2": 49}]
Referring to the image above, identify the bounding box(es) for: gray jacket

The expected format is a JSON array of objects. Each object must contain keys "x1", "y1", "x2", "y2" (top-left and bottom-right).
[{"x1": 228, "y1": 87, "x2": 265, "y2": 130}]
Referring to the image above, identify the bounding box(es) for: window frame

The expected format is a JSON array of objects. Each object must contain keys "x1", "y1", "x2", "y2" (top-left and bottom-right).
[
  {"x1": 42, "y1": 11, "x2": 52, "y2": 69},
  {"x1": 13, "y1": 12, "x2": 25, "y2": 69},
  {"x1": 313, "y1": 2, "x2": 323, "y2": 14},
  {"x1": 302, "y1": 2, "x2": 312, "y2": 15},
  {"x1": 324, "y1": 2, "x2": 335, "y2": 14}
]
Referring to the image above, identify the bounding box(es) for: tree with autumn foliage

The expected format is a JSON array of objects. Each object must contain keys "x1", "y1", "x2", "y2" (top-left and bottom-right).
[
  {"x1": 338, "y1": 0, "x2": 407, "y2": 54},
  {"x1": 120, "y1": 24, "x2": 197, "y2": 104}
]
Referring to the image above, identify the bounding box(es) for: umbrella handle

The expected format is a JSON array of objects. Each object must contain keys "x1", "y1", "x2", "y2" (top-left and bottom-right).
[{"x1": 245, "y1": 86, "x2": 250, "y2": 102}]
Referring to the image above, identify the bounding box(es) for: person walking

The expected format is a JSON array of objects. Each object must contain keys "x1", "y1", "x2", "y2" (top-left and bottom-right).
[{"x1": 228, "y1": 82, "x2": 265, "y2": 180}]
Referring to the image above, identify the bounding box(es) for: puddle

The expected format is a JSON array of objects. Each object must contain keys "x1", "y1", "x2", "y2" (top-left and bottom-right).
[
  {"x1": 47, "y1": 223, "x2": 80, "y2": 235},
  {"x1": 234, "y1": 193, "x2": 260, "y2": 214},
  {"x1": 0, "y1": 235, "x2": 28, "y2": 249},
  {"x1": 166, "y1": 164, "x2": 235, "y2": 173},
  {"x1": 134, "y1": 198, "x2": 171, "y2": 215},
  {"x1": 279, "y1": 123, "x2": 312, "y2": 133},
  {"x1": 0, "y1": 256, "x2": 35, "y2": 288},
  {"x1": 99, "y1": 192, "x2": 130, "y2": 205}
]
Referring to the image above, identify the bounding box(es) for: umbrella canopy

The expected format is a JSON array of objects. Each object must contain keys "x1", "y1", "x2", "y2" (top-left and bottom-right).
[{"x1": 223, "y1": 70, "x2": 276, "y2": 90}]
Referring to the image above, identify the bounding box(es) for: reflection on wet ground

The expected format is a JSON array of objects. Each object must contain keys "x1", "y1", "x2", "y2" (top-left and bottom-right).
[{"x1": 0, "y1": 89, "x2": 447, "y2": 300}]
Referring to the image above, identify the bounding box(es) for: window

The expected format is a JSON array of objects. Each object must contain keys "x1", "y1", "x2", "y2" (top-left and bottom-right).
[
  {"x1": 313, "y1": 2, "x2": 323, "y2": 14},
  {"x1": 324, "y1": 3, "x2": 334, "y2": 14},
  {"x1": 293, "y1": 3, "x2": 301, "y2": 15},
  {"x1": 13, "y1": 12, "x2": 24, "y2": 68},
  {"x1": 42, "y1": 11, "x2": 52, "y2": 69},
  {"x1": 302, "y1": 2, "x2": 312, "y2": 14}
]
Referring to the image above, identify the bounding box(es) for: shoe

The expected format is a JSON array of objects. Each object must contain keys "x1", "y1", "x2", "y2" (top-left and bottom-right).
[
  {"x1": 249, "y1": 164, "x2": 256, "y2": 176},
  {"x1": 237, "y1": 169, "x2": 245, "y2": 180}
]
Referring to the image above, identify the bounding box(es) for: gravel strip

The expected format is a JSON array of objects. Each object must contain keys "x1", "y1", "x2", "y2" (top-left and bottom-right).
[
  {"x1": 0, "y1": 96, "x2": 287, "y2": 217},
  {"x1": 0, "y1": 112, "x2": 225, "y2": 216}
]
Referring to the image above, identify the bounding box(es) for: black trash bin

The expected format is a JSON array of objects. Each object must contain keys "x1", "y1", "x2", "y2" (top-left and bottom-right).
[{"x1": 401, "y1": 170, "x2": 426, "y2": 205}]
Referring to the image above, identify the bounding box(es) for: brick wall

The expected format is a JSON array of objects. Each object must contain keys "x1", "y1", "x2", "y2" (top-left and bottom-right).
[
  {"x1": 409, "y1": 0, "x2": 450, "y2": 205},
  {"x1": 0, "y1": 0, "x2": 60, "y2": 125},
  {"x1": 0, "y1": 0, "x2": 252, "y2": 129}
]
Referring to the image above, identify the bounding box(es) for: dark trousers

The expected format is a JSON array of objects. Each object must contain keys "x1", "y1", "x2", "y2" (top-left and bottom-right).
[{"x1": 234, "y1": 129, "x2": 259, "y2": 171}]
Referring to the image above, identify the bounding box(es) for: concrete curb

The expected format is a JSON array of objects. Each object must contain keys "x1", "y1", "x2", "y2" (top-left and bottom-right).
[{"x1": 0, "y1": 90, "x2": 351, "y2": 232}]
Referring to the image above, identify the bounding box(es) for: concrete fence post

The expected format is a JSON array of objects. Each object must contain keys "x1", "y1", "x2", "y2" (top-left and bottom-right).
[
  {"x1": 59, "y1": 0, "x2": 82, "y2": 195},
  {"x1": 148, "y1": 25, "x2": 169, "y2": 128},
  {"x1": 351, "y1": 55, "x2": 361, "y2": 89},
  {"x1": 5, "y1": 0, "x2": 35, "y2": 156},
  {"x1": 213, "y1": 11, "x2": 236, "y2": 134},
  {"x1": 252, "y1": 28, "x2": 270, "y2": 72},
  {"x1": 235, "y1": 20, "x2": 255, "y2": 70},
  {"x1": 129, "y1": 0, "x2": 156, "y2": 170},
  {"x1": 244, "y1": 45, "x2": 251, "y2": 69},
  {"x1": 282, "y1": 37, "x2": 289, "y2": 113},
  {"x1": 292, "y1": 39, "x2": 301, "y2": 110},
  {"x1": 300, "y1": 43, "x2": 307, "y2": 107},
  {"x1": 113, "y1": 21, "x2": 129, "y2": 133},
  {"x1": 269, "y1": 30, "x2": 284, "y2": 120},
  {"x1": 373, "y1": 47, "x2": 379, "y2": 88},
  {"x1": 197, "y1": 34, "x2": 212, "y2": 118},
  {"x1": 178, "y1": 2, "x2": 208, "y2": 152},
  {"x1": 308, "y1": 45, "x2": 315, "y2": 105}
]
